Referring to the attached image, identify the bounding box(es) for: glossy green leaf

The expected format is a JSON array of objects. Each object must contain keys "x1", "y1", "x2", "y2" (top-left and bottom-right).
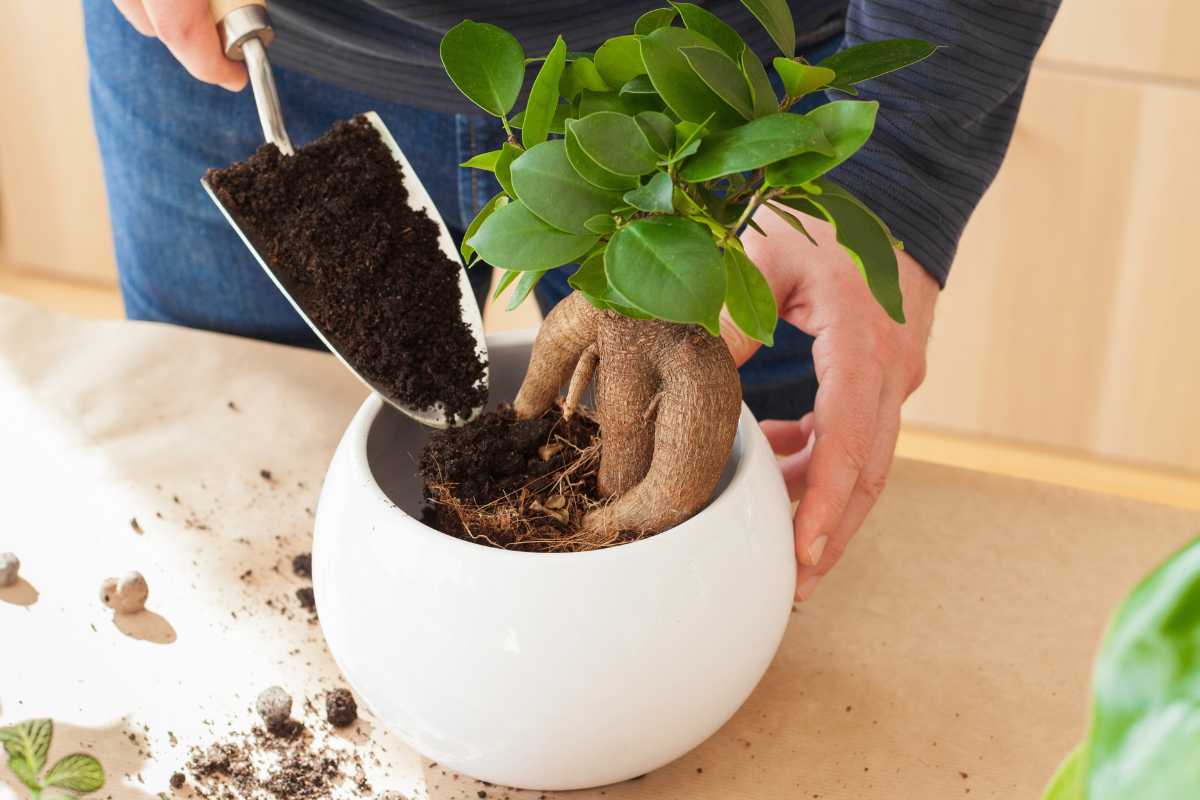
[
  {"x1": 623, "y1": 172, "x2": 675, "y2": 213},
  {"x1": 8, "y1": 755, "x2": 39, "y2": 791},
  {"x1": 818, "y1": 39, "x2": 937, "y2": 89},
  {"x1": 679, "y1": 113, "x2": 832, "y2": 181},
  {"x1": 1, "y1": 719, "x2": 52, "y2": 774},
  {"x1": 671, "y1": 2, "x2": 745, "y2": 59},
  {"x1": 681, "y1": 46, "x2": 755, "y2": 119},
  {"x1": 44, "y1": 753, "x2": 105, "y2": 793},
  {"x1": 765, "y1": 202, "x2": 817, "y2": 245},
  {"x1": 634, "y1": 111, "x2": 675, "y2": 155},
  {"x1": 467, "y1": 200, "x2": 599, "y2": 271},
  {"x1": 511, "y1": 103, "x2": 573, "y2": 135},
  {"x1": 634, "y1": 7, "x2": 678, "y2": 35},
  {"x1": 765, "y1": 100, "x2": 878, "y2": 186},
  {"x1": 605, "y1": 216, "x2": 725, "y2": 333},
  {"x1": 742, "y1": 48, "x2": 778, "y2": 117},
  {"x1": 661, "y1": 114, "x2": 711, "y2": 164},
  {"x1": 620, "y1": 75, "x2": 658, "y2": 95},
  {"x1": 511, "y1": 140, "x2": 623, "y2": 234},
  {"x1": 492, "y1": 271, "x2": 519, "y2": 301},
  {"x1": 459, "y1": 149, "x2": 502, "y2": 171},
  {"x1": 640, "y1": 27, "x2": 744, "y2": 128},
  {"x1": 507, "y1": 269, "x2": 545, "y2": 310},
  {"x1": 522, "y1": 36, "x2": 567, "y2": 148},
  {"x1": 439, "y1": 21, "x2": 525, "y2": 117},
  {"x1": 494, "y1": 142, "x2": 522, "y2": 198},
  {"x1": 568, "y1": 112, "x2": 661, "y2": 176},
  {"x1": 739, "y1": 0, "x2": 795, "y2": 57},
  {"x1": 594, "y1": 35, "x2": 646, "y2": 88},
  {"x1": 568, "y1": 249, "x2": 609, "y2": 297},
  {"x1": 559, "y1": 57, "x2": 609, "y2": 100},
  {"x1": 583, "y1": 214, "x2": 617, "y2": 234},
  {"x1": 460, "y1": 192, "x2": 507, "y2": 262},
  {"x1": 1085, "y1": 537, "x2": 1200, "y2": 800},
  {"x1": 807, "y1": 186, "x2": 904, "y2": 322},
  {"x1": 565, "y1": 123, "x2": 639, "y2": 190},
  {"x1": 773, "y1": 58, "x2": 835, "y2": 97},
  {"x1": 813, "y1": 177, "x2": 902, "y2": 247},
  {"x1": 723, "y1": 246, "x2": 777, "y2": 345},
  {"x1": 577, "y1": 90, "x2": 637, "y2": 117},
  {"x1": 1042, "y1": 746, "x2": 1087, "y2": 800}
]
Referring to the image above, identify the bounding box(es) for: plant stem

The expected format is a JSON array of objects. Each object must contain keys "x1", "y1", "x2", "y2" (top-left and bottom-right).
[
  {"x1": 500, "y1": 114, "x2": 514, "y2": 140},
  {"x1": 731, "y1": 190, "x2": 765, "y2": 233}
]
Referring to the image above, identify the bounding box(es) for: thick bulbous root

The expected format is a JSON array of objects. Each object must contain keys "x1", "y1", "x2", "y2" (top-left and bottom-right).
[{"x1": 514, "y1": 291, "x2": 742, "y2": 537}]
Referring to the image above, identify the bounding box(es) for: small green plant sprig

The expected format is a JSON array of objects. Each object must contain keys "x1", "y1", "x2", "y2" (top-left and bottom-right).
[
  {"x1": 441, "y1": 1, "x2": 936, "y2": 343},
  {"x1": 0, "y1": 719, "x2": 105, "y2": 799}
]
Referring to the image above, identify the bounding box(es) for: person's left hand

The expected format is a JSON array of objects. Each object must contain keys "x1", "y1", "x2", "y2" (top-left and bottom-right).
[{"x1": 722, "y1": 207, "x2": 939, "y2": 601}]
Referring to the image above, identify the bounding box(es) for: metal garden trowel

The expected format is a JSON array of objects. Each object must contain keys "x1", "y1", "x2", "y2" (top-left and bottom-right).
[{"x1": 199, "y1": 0, "x2": 488, "y2": 428}]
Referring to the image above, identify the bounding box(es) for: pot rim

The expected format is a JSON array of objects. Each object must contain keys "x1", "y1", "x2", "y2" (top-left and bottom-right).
[{"x1": 345, "y1": 330, "x2": 767, "y2": 563}]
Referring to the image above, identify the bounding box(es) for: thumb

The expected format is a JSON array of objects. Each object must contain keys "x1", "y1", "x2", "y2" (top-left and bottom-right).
[{"x1": 719, "y1": 312, "x2": 762, "y2": 367}]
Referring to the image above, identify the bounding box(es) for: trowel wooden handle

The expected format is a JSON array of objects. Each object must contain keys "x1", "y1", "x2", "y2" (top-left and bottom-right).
[{"x1": 210, "y1": 0, "x2": 265, "y2": 24}]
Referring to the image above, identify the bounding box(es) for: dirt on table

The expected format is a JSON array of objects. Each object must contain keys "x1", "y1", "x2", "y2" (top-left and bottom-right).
[
  {"x1": 205, "y1": 115, "x2": 487, "y2": 423},
  {"x1": 420, "y1": 405, "x2": 643, "y2": 552}
]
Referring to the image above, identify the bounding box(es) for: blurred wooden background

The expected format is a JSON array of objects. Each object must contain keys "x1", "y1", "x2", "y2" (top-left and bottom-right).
[{"x1": 2, "y1": 1, "x2": 1198, "y2": 486}]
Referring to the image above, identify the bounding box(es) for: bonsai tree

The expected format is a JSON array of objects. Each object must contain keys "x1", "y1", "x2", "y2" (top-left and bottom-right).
[{"x1": 439, "y1": 2, "x2": 936, "y2": 536}]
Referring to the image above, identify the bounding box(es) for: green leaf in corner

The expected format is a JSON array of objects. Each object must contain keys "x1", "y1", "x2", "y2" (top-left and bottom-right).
[
  {"x1": 739, "y1": 0, "x2": 795, "y2": 57},
  {"x1": 594, "y1": 35, "x2": 647, "y2": 89},
  {"x1": 468, "y1": 200, "x2": 598, "y2": 271},
  {"x1": 569, "y1": 250, "x2": 610, "y2": 298},
  {"x1": 723, "y1": 246, "x2": 777, "y2": 345},
  {"x1": 806, "y1": 186, "x2": 904, "y2": 323},
  {"x1": 511, "y1": 140, "x2": 624, "y2": 235},
  {"x1": 460, "y1": 192, "x2": 507, "y2": 262},
  {"x1": 623, "y1": 172, "x2": 675, "y2": 213},
  {"x1": 439, "y1": 20, "x2": 526, "y2": 117},
  {"x1": 44, "y1": 753, "x2": 105, "y2": 793},
  {"x1": 459, "y1": 149, "x2": 503, "y2": 172},
  {"x1": 765, "y1": 100, "x2": 878, "y2": 187},
  {"x1": 507, "y1": 269, "x2": 546, "y2": 310},
  {"x1": 670, "y1": 2, "x2": 745, "y2": 60},
  {"x1": 1, "y1": 718, "x2": 52, "y2": 775},
  {"x1": 8, "y1": 755, "x2": 40, "y2": 791},
  {"x1": 742, "y1": 48, "x2": 778, "y2": 117},
  {"x1": 568, "y1": 113, "x2": 661, "y2": 176},
  {"x1": 605, "y1": 216, "x2": 725, "y2": 333},
  {"x1": 634, "y1": 7, "x2": 678, "y2": 35},
  {"x1": 510, "y1": 103, "x2": 573, "y2": 135},
  {"x1": 620, "y1": 75, "x2": 659, "y2": 95},
  {"x1": 765, "y1": 202, "x2": 817, "y2": 245},
  {"x1": 818, "y1": 39, "x2": 937, "y2": 90},
  {"x1": 640, "y1": 27, "x2": 745, "y2": 128},
  {"x1": 678, "y1": 113, "x2": 832, "y2": 181},
  {"x1": 680, "y1": 46, "x2": 755, "y2": 120},
  {"x1": 1041, "y1": 745, "x2": 1087, "y2": 800},
  {"x1": 772, "y1": 58, "x2": 835, "y2": 98},
  {"x1": 494, "y1": 142, "x2": 523, "y2": 198},
  {"x1": 583, "y1": 214, "x2": 617, "y2": 234},
  {"x1": 522, "y1": 36, "x2": 568, "y2": 148}
]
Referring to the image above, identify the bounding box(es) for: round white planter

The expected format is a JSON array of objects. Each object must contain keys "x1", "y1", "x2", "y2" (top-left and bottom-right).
[{"x1": 313, "y1": 331, "x2": 795, "y2": 791}]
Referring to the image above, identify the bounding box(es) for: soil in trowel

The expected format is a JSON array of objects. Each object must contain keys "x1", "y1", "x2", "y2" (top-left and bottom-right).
[
  {"x1": 205, "y1": 115, "x2": 487, "y2": 423},
  {"x1": 420, "y1": 405, "x2": 641, "y2": 552}
]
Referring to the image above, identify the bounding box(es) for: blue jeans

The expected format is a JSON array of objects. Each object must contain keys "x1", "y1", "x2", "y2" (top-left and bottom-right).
[{"x1": 84, "y1": 0, "x2": 831, "y2": 418}]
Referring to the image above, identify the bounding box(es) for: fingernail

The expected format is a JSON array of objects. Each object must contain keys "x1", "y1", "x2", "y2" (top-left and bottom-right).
[
  {"x1": 796, "y1": 575, "x2": 820, "y2": 600},
  {"x1": 806, "y1": 535, "x2": 828, "y2": 566}
]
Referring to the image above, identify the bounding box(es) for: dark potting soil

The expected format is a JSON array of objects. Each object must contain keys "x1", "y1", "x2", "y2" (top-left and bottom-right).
[
  {"x1": 205, "y1": 115, "x2": 487, "y2": 423},
  {"x1": 419, "y1": 405, "x2": 642, "y2": 552},
  {"x1": 325, "y1": 688, "x2": 358, "y2": 727}
]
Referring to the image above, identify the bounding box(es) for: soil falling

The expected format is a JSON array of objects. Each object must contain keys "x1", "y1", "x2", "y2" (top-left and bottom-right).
[
  {"x1": 420, "y1": 405, "x2": 644, "y2": 552},
  {"x1": 205, "y1": 115, "x2": 487, "y2": 423}
]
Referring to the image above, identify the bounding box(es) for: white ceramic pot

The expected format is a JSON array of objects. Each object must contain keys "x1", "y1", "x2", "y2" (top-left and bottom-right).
[{"x1": 313, "y1": 331, "x2": 795, "y2": 791}]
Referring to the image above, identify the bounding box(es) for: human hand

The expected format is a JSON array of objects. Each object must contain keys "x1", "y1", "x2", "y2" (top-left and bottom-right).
[
  {"x1": 113, "y1": 0, "x2": 247, "y2": 91},
  {"x1": 723, "y1": 208, "x2": 939, "y2": 601}
]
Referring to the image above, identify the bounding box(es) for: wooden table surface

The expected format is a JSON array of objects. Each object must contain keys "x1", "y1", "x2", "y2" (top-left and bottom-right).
[{"x1": 1, "y1": 296, "x2": 1197, "y2": 800}]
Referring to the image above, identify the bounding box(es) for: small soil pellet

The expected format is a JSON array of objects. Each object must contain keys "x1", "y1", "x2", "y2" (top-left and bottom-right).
[
  {"x1": 292, "y1": 553, "x2": 312, "y2": 578},
  {"x1": 296, "y1": 587, "x2": 316, "y2": 613},
  {"x1": 326, "y1": 688, "x2": 358, "y2": 727}
]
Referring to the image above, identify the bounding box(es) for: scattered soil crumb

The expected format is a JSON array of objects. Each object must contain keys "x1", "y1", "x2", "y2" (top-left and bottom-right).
[
  {"x1": 228, "y1": 400, "x2": 239, "y2": 411},
  {"x1": 260, "y1": 469, "x2": 273, "y2": 481},
  {"x1": 292, "y1": 553, "x2": 312, "y2": 578},
  {"x1": 296, "y1": 587, "x2": 316, "y2": 614},
  {"x1": 130, "y1": 517, "x2": 143, "y2": 534},
  {"x1": 169, "y1": 772, "x2": 185, "y2": 789},
  {"x1": 326, "y1": 688, "x2": 358, "y2": 728},
  {"x1": 205, "y1": 115, "x2": 487, "y2": 423},
  {"x1": 420, "y1": 404, "x2": 642, "y2": 553}
]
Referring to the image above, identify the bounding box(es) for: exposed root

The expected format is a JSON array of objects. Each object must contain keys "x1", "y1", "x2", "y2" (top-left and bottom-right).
[{"x1": 563, "y1": 345, "x2": 598, "y2": 420}]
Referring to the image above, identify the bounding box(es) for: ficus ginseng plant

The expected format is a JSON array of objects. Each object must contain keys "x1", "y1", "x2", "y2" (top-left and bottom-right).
[{"x1": 441, "y1": 1, "x2": 936, "y2": 536}]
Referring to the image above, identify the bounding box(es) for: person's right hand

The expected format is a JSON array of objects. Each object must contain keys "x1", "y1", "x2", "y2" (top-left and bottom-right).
[{"x1": 113, "y1": 0, "x2": 248, "y2": 91}]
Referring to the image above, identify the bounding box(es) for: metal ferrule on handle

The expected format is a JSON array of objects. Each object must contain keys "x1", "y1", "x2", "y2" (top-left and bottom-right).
[{"x1": 213, "y1": 1, "x2": 294, "y2": 155}]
